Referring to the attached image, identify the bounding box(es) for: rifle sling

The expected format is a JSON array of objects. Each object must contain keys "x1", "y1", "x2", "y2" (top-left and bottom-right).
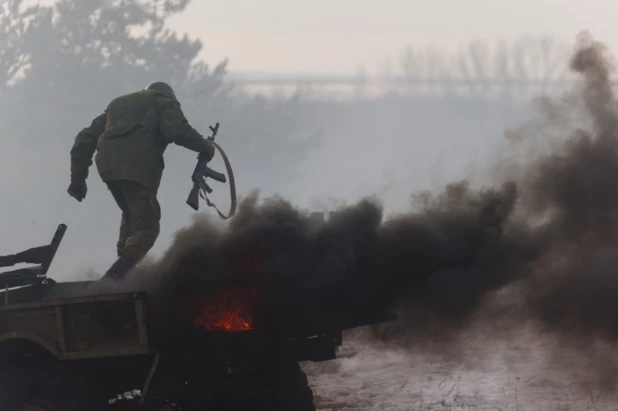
[{"x1": 198, "y1": 141, "x2": 237, "y2": 220}]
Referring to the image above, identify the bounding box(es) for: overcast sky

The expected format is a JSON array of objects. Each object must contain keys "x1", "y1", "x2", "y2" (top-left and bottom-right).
[
  {"x1": 163, "y1": 0, "x2": 618, "y2": 74},
  {"x1": 22, "y1": 0, "x2": 618, "y2": 75}
]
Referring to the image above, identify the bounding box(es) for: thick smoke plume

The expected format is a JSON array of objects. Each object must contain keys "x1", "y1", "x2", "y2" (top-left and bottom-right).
[{"x1": 94, "y1": 32, "x2": 618, "y2": 382}]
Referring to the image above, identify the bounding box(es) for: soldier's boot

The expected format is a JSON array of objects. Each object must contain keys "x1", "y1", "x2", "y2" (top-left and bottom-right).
[{"x1": 101, "y1": 255, "x2": 138, "y2": 282}]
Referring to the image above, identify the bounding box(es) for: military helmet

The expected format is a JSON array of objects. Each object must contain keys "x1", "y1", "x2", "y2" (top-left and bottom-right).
[{"x1": 145, "y1": 81, "x2": 177, "y2": 101}]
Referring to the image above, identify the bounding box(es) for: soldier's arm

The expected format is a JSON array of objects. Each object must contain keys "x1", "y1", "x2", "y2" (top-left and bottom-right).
[
  {"x1": 69, "y1": 111, "x2": 107, "y2": 181},
  {"x1": 156, "y1": 96, "x2": 215, "y2": 156}
]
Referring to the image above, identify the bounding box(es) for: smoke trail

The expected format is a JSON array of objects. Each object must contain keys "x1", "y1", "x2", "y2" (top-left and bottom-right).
[
  {"x1": 369, "y1": 32, "x2": 618, "y2": 349},
  {"x1": 521, "y1": 33, "x2": 618, "y2": 339}
]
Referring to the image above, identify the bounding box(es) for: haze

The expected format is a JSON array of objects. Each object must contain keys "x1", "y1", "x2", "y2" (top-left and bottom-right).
[
  {"x1": 3, "y1": 0, "x2": 615, "y2": 280},
  {"x1": 7, "y1": 1, "x2": 618, "y2": 409}
]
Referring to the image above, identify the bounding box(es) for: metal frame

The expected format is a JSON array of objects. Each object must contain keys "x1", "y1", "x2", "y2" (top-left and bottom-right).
[
  {"x1": 0, "y1": 291, "x2": 143, "y2": 312},
  {"x1": 0, "y1": 224, "x2": 67, "y2": 299},
  {"x1": 0, "y1": 292, "x2": 153, "y2": 360}
]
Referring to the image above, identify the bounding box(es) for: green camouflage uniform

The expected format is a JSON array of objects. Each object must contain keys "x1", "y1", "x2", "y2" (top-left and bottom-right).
[{"x1": 69, "y1": 89, "x2": 214, "y2": 262}]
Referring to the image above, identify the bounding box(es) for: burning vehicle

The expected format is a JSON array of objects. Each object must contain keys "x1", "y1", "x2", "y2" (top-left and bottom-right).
[{"x1": 0, "y1": 219, "x2": 397, "y2": 410}]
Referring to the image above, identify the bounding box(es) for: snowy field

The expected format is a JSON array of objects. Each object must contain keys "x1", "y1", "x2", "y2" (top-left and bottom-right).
[{"x1": 302, "y1": 326, "x2": 618, "y2": 411}]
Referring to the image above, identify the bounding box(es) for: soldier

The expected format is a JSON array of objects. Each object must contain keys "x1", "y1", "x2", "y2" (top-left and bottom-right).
[{"x1": 67, "y1": 82, "x2": 216, "y2": 281}]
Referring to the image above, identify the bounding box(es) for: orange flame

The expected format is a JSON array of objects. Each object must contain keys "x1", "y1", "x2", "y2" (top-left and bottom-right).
[
  {"x1": 193, "y1": 241, "x2": 268, "y2": 332},
  {"x1": 194, "y1": 286, "x2": 255, "y2": 332}
]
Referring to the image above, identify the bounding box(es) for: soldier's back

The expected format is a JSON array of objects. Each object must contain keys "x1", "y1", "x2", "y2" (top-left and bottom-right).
[{"x1": 94, "y1": 90, "x2": 167, "y2": 191}]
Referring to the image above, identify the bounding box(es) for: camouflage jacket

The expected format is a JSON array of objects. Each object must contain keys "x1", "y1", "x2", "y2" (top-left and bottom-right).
[{"x1": 69, "y1": 89, "x2": 215, "y2": 191}]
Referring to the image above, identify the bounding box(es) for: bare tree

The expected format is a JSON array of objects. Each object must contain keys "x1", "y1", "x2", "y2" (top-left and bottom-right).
[
  {"x1": 397, "y1": 36, "x2": 572, "y2": 99},
  {"x1": 0, "y1": 0, "x2": 41, "y2": 89}
]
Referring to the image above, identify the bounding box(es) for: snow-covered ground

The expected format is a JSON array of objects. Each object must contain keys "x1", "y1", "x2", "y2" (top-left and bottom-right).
[{"x1": 302, "y1": 327, "x2": 618, "y2": 410}]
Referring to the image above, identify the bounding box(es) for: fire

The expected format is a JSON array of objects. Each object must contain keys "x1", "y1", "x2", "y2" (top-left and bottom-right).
[
  {"x1": 193, "y1": 240, "x2": 269, "y2": 332},
  {"x1": 194, "y1": 285, "x2": 255, "y2": 332}
]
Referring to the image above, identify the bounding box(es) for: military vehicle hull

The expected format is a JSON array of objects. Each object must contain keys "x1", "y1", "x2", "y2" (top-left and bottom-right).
[{"x1": 0, "y1": 224, "x2": 396, "y2": 410}]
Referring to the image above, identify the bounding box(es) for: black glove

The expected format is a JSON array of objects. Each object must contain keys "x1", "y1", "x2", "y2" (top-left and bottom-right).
[{"x1": 68, "y1": 179, "x2": 87, "y2": 202}]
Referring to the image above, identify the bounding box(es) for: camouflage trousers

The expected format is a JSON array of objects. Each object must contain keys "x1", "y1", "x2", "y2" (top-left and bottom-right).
[{"x1": 107, "y1": 180, "x2": 161, "y2": 263}]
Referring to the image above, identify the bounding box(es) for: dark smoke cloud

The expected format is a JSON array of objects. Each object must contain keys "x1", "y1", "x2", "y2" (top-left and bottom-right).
[
  {"x1": 90, "y1": 31, "x2": 618, "y2": 383},
  {"x1": 520, "y1": 33, "x2": 618, "y2": 338}
]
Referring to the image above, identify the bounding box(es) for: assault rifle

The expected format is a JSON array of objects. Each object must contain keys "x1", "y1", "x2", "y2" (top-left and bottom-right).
[{"x1": 186, "y1": 122, "x2": 227, "y2": 211}]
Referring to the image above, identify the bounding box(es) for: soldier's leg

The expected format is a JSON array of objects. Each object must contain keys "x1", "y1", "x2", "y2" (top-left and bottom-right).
[
  {"x1": 102, "y1": 181, "x2": 160, "y2": 282},
  {"x1": 117, "y1": 215, "x2": 132, "y2": 257},
  {"x1": 120, "y1": 181, "x2": 161, "y2": 265},
  {"x1": 107, "y1": 182, "x2": 132, "y2": 257}
]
